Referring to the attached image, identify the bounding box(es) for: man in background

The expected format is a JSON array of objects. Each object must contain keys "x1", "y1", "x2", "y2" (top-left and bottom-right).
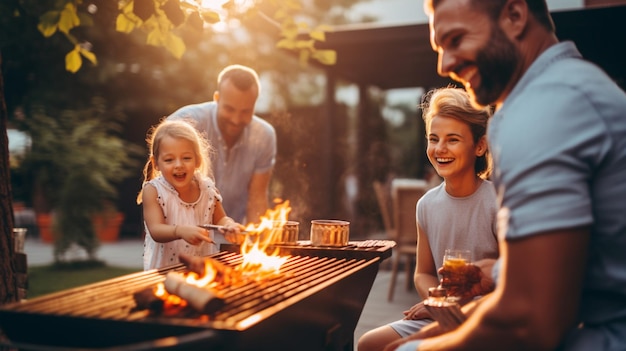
[{"x1": 169, "y1": 64, "x2": 276, "y2": 225}]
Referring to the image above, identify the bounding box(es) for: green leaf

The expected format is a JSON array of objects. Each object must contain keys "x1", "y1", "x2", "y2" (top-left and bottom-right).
[
  {"x1": 310, "y1": 29, "x2": 325, "y2": 42},
  {"x1": 312, "y1": 49, "x2": 337, "y2": 65},
  {"x1": 58, "y1": 2, "x2": 80, "y2": 34},
  {"x1": 315, "y1": 24, "x2": 333, "y2": 32},
  {"x1": 154, "y1": 9, "x2": 176, "y2": 30},
  {"x1": 163, "y1": 32, "x2": 186, "y2": 59},
  {"x1": 146, "y1": 27, "x2": 166, "y2": 46},
  {"x1": 295, "y1": 39, "x2": 314, "y2": 50},
  {"x1": 299, "y1": 49, "x2": 310, "y2": 66},
  {"x1": 65, "y1": 47, "x2": 82, "y2": 73},
  {"x1": 116, "y1": 13, "x2": 137, "y2": 33},
  {"x1": 221, "y1": 0, "x2": 236, "y2": 12},
  {"x1": 145, "y1": 26, "x2": 185, "y2": 59},
  {"x1": 274, "y1": 8, "x2": 288, "y2": 20},
  {"x1": 180, "y1": 1, "x2": 197, "y2": 10},
  {"x1": 285, "y1": 0, "x2": 302, "y2": 10},
  {"x1": 200, "y1": 9, "x2": 220, "y2": 24},
  {"x1": 79, "y1": 47, "x2": 98, "y2": 65},
  {"x1": 281, "y1": 23, "x2": 299, "y2": 40},
  {"x1": 120, "y1": 1, "x2": 134, "y2": 14},
  {"x1": 77, "y1": 12, "x2": 94, "y2": 27},
  {"x1": 276, "y1": 38, "x2": 295, "y2": 49},
  {"x1": 38, "y1": 11, "x2": 60, "y2": 37}
]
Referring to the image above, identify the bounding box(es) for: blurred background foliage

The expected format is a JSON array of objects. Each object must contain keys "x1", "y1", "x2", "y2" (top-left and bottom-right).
[{"x1": 2, "y1": 0, "x2": 426, "y2": 241}]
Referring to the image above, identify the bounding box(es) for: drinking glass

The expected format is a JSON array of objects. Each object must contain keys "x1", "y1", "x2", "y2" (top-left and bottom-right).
[
  {"x1": 443, "y1": 249, "x2": 471, "y2": 269},
  {"x1": 441, "y1": 249, "x2": 472, "y2": 300},
  {"x1": 13, "y1": 228, "x2": 27, "y2": 253}
]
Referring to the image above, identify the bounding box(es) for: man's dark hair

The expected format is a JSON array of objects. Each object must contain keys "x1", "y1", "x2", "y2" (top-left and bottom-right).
[{"x1": 426, "y1": 0, "x2": 555, "y2": 32}]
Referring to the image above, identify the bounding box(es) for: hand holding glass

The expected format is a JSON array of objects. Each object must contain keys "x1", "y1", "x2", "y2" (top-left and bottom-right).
[{"x1": 440, "y1": 249, "x2": 479, "y2": 300}]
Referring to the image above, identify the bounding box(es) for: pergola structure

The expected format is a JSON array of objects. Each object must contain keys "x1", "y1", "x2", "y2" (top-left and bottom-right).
[
  {"x1": 308, "y1": 4, "x2": 626, "y2": 229},
  {"x1": 318, "y1": 4, "x2": 626, "y2": 92}
]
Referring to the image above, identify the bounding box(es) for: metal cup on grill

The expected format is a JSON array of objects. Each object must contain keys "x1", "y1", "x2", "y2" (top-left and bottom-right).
[
  {"x1": 310, "y1": 219, "x2": 350, "y2": 247},
  {"x1": 269, "y1": 220, "x2": 300, "y2": 245}
]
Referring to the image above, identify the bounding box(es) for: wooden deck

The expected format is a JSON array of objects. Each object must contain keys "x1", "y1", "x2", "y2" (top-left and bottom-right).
[{"x1": 354, "y1": 259, "x2": 421, "y2": 346}]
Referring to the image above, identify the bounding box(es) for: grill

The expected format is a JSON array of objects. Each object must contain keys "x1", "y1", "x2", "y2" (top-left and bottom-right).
[{"x1": 0, "y1": 240, "x2": 393, "y2": 351}]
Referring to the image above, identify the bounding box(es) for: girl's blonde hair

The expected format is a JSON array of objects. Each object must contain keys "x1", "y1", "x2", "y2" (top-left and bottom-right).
[
  {"x1": 136, "y1": 119, "x2": 213, "y2": 204},
  {"x1": 421, "y1": 87, "x2": 493, "y2": 179}
]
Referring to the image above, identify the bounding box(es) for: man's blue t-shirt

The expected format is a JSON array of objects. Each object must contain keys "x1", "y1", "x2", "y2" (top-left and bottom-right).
[{"x1": 489, "y1": 41, "x2": 626, "y2": 350}]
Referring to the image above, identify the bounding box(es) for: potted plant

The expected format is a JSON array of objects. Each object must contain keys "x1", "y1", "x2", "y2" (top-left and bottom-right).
[{"x1": 15, "y1": 97, "x2": 142, "y2": 262}]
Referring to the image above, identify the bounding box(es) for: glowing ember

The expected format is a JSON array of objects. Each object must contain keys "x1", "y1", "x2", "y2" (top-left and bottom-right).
[{"x1": 154, "y1": 282, "x2": 187, "y2": 310}]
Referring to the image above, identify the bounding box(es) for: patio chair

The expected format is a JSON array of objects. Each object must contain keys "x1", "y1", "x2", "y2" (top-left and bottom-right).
[{"x1": 386, "y1": 178, "x2": 429, "y2": 302}]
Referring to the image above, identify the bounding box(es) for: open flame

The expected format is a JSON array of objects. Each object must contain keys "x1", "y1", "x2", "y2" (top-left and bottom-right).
[
  {"x1": 240, "y1": 200, "x2": 291, "y2": 274},
  {"x1": 153, "y1": 200, "x2": 293, "y2": 310}
]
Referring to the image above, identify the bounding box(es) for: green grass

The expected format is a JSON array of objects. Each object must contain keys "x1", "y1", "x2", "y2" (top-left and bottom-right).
[{"x1": 27, "y1": 261, "x2": 140, "y2": 298}]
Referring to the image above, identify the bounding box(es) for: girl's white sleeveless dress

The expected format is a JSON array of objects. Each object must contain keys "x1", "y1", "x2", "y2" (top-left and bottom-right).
[{"x1": 142, "y1": 174, "x2": 221, "y2": 270}]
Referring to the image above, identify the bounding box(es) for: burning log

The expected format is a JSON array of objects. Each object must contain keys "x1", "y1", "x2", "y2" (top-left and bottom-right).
[
  {"x1": 134, "y1": 236, "x2": 292, "y2": 316},
  {"x1": 134, "y1": 254, "x2": 236, "y2": 315},
  {"x1": 163, "y1": 272, "x2": 225, "y2": 314},
  {"x1": 179, "y1": 253, "x2": 242, "y2": 286},
  {"x1": 179, "y1": 252, "x2": 208, "y2": 275},
  {"x1": 133, "y1": 288, "x2": 165, "y2": 313},
  {"x1": 133, "y1": 273, "x2": 225, "y2": 315}
]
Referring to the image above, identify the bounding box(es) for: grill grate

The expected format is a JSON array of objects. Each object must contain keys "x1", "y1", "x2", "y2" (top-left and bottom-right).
[
  {"x1": 0, "y1": 241, "x2": 394, "y2": 351},
  {"x1": 8, "y1": 252, "x2": 371, "y2": 325}
]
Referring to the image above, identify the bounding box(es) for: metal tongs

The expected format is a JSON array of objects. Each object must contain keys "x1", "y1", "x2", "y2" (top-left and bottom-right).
[
  {"x1": 198, "y1": 224, "x2": 254, "y2": 245},
  {"x1": 198, "y1": 224, "x2": 250, "y2": 234}
]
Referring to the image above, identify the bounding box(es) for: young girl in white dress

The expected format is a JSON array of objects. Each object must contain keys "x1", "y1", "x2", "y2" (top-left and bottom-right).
[{"x1": 137, "y1": 119, "x2": 242, "y2": 270}]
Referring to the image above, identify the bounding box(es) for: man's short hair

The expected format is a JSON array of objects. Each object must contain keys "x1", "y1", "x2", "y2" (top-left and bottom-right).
[
  {"x1": 217, "y1": 64, "x2": 261, "y2": 94},
  {"x1": 425, "y1": 0, "x2": 554, "y2": 32}
]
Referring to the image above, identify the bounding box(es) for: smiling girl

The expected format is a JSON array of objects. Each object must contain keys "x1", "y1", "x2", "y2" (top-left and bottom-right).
[
  {"x1": 358, "y1": 87, "x2": 499, "y2": 351},
  {"x1": 137, "y1": 119, "x2": 242, "y2": 270},
  {"x1": 417, "y1": 87, "x2": 499, "y2": 291}
]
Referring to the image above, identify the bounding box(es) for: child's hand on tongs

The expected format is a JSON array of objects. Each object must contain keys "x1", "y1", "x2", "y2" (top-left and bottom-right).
[{"x1": 218, "y1": 219, "x2": 246, "y2": 245}]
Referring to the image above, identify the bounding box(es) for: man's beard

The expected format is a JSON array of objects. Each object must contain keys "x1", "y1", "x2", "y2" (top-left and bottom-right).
[{"x1": 468, "y1": 26, "x2": 520, "y2": 107}]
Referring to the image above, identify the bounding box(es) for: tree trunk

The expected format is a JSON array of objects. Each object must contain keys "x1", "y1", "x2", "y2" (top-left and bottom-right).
[{"x1": 0, "y1": 51, "x2": 19, "y2": 305}]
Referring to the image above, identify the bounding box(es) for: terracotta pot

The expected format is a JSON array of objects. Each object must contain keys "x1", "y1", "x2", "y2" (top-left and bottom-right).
[
  {"x1": 36, "y1": 212, "x2": 125, "y2": 243},
  {"x1": 36, "y1": 213, "x2": 54, "y2": 243},
  {"x1": 94, "y1": 212, "x2": 125, "y2": 243}
]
